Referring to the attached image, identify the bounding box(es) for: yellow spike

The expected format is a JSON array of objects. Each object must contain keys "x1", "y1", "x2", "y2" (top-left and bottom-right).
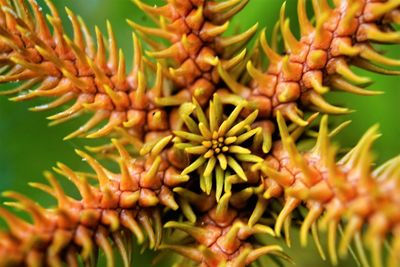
[
  {"x1": 43, "y1": 171, "x2": 70, "y2": 207},
  {"x1": 283, "y1": 215, "x2": 292, "y2": 247},
  {"x1": 282, "y1": 19, "x2": 302, "y2": 54},
  {"x1": 331, "y1": 77, "x2": 382, "y2": 96},
  {"x1": 329, "y1": 120, "x2": 352, "y2": 138},
  {"x1": 1, "y1": 77, "x2": 41, "y2": 96},
  {"x1": 226, "y1": 110, "x2": 258, "y2": 136},
  {"x1": 327, "y1": 220, "x2": 339, "y2": 266},
  {"x1": 222, "y1": 48, "x2": 246, "y2": 70},
  {"x1": 177, "y1": 197, "x2": 197, "y2": 223},
  {"x1": 149, "y1": 62, "x2": 163, "y2": 99},
  {"x1": 230, "y1": 248, "x2": 251, "y2": 267},
  {"x1": 164, "y1": 221, "x2": 213, "y2": 246},
  {"x1": 388, "y1": 232, "x2": 400, "y2": 267},
  {"x1": 127, "y1": 19, "x2": 176, "y2": 41},
  {"x1": 146, "y1": 44, "x2": 179, "y2": 59},
  {"x1": 280, "y1": 3, "x2": 302, "y2": 54},
  {"x1": 340, "y1": 124, "x2": 380, "y2": 169},
  {"x1": 181, "y1": 156, "x2": 207, "y2": 176},
  {"x1": 133, "y1": 71, "x2": 146, "y2": 107},
  {"x1": 30, "y1": 92, "x2": 76, "y2": 112},
  {"x1": 218, "y1": 23, "x2": 258, "y2": 48},
  {"x1": 215, "y1": 192, "x2": 231, "y2": 221},
  {"x1": 366, "y1": 0, "x2": 400, "y2": 21},
  {"x1": 86, "y1": 112, "x2": 125, "y2": 138},
  {"x1": 358, "y1": 44, "x2": 400, "y2": 67},
  {"x1": 336, "y1": 40, "x2": 360, "y2": 57},
  {"x1": 339, "y1": 217, "x2": 363, "y2": 258},
  {"x1": 260, "y1": 28, "x2": 281, "y2": 63},
  {"x1": 214, "y1": 165, "x2": 224, "y2": 201},
  {"x1": 216, "y1": 153, "x2": 228, "y2": 171},
  {"x1": 14, "y1": 0, "x2": 33, "y2": 28},
  {"x1": 228, "y1": 145, "x2": 251, "y2": 154},
  {"x1": 214, "y1": 0, "x2": 249, "y2": 23},
  {"x1": 307, "y1": 91, "x2": 351, "y2": 114},
  {"x1": 65, "y1": 7, "x2": 84, "y2": 51},
  {"x1": 248, "y1": 196, "x2": 267, "y2": 227},
  {"x1": 174, "y1": 131, "x2": 204, "y2": 143},
  {"x1": 353, "y1": 58, "x2": 400, "y2": 76},
  {"x1": 95, "y1": 26, "x2": 107, "y2": 69},
  {"x1": 246, "y1": 60, "x2": 265, "y2": 84},
  {"x1": 203, "y1": 21, "x2": 230, "y2": 38},
  {"x1": 290, "y1": 112, "x2": 320, "y2": 141},
  {"x1": 120, "y1": 211, "x2": 144, "y2": 244},
  {"x1": 246, "y1": 245, "x2": 283, "y2": 264},
  {"x1": 46, "y1": 14, "x2": 69, "y2": 54},
  {"x1": 106, "y1": 20, "x2": 118, "y2": 72},
  {"x1": 314, "y1": 11, "x2": 330, "y2": 45},
  {"x1": 227, "y1": 156, "x2": 247, "y2": 181},
  {"x1": 130, "y1": 32, "x2": 143, "y2": 79},
  {"x1": 340, "y1": 1, "x2": 361, "y2": 30},
  {"x1": 28, "y1": 182, "x2": 54, "y2": 197},
  {"x1": 217, "y1": 100, "x2": 247, "y2": 135},
  {"x1": 151, "y1": 135, "x2": 173, "y2": 157},
  {"x1": 27, "y1": 0, "x2": 52, "y2": 41},
  {"x1": 259, "y1": 164, "x2": 293, "y2": 187},
  {"x1": 230, "y1": 188, "x2": 253, "y2": 207},
  {"x1": 138, "y1": 212, "x2": 156, "y2": 249},
  {"x1": 95, "y1": 228, "x2": 114, "y2": 267},
  {"x1": 142, "y1": 156, "x2": 162, "y2": 186},
  {"x1": 45, "y1": 95, "x2": 86, "y2": 121},
  {"x1": 277, "y1": 110, "x2": 294, "y2": 150},
  {"x1": 78, "y1": 16, "x2": 95, "y2": 58},
  {"x1": 311, "y1": 224, "x2": 326, "y2": 261},
  {"x1": 203, "y1": 157, "x2": 217, "y2": 177},
  {"x1": 279, "y1": 104, "x2": 309, "y2": 127},
  {"x1": 116, "y1": 49, "x2": 127, "y2": 88},
  {"x1": 298, "y1": 0, "x2": 314, "y2": 35},
  {"x1": 308, "y1": 75, "x2": 329, "y2": 95},
  {"x1": 353, "y1": 233, "x2": 372, "y2": 267},
  {"x1": 189, "y1": 5, "x2": 204, "y2": 29},
  {"x1": 64, "y1": 110, "x2": 110, "y2": 140},
  {"x1": 10, "y1": 56, "x2": 48, "y2": 76},
  {"x1": 275, "y1": 197, "x2": 301, "y2": 236},
  {"x1": 312, "y1": 0, "x2": 331, "y2": 17},
  {"x1": 3, "y1": 191, "x2": 48, "y2": 226},
  {"x1": 54, "y1": 163, "x2": 95, "y2": 203},
  {"x1": 112, "y1": 232, "x2": 130, "y2": 267},
  {"x1": 300, "y1": 204, "x2": 323, "y2": 247},
  {"x1": 133, "y1": 0, "x2": 168, "y2": 17},
  {"x1": 102, "y1": 210, "x2": 120, "y2": 231},
  {"x1": 311, "y1": 115, "x2": 329, "y2": 164},
  {"x1": 364, "y1": 24, "x2": 400, "y2": 43},
  {"x1": 75, "y1": 149, "x2": 110, "y2": 190},
  {"x1": 206, "y1": 0, "x2": 243, "y2": 13},
  {"x1": 104, "y1": 85, "x2": 126, "y2": 108},
  {"x1": 334, "y1": 59, "x2": 371, "y2": 84},
  {"x1": 218, "y1": 222, "x2": 241, "y2": 252}
]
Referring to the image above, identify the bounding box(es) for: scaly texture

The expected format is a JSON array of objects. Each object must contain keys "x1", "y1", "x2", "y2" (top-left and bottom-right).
[
  {"x1": 131, "y1": 0, "x2": 256, "y2": 106},
  {"x1": 252, "y1": 113, "x2": 400, "y2": 267},
  {"x1": 219, "y1": 0, "x2": 400, "y2": 126},
  {"x1": 0, "y1": 0, "x2": 166, "y2": 141},
  {"x1": 0, "y1": 139, "x2": 190, "y2": 266}
]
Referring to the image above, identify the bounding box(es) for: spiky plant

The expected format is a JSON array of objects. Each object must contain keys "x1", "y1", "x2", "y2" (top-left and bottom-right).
[{"x1": 0, "y1": 0, "x2": 399, "y2": 266}]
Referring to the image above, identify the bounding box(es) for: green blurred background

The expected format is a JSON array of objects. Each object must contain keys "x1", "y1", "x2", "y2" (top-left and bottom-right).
[{"x1": 0, "y1": 0, "x2": 399, "y2": 266}]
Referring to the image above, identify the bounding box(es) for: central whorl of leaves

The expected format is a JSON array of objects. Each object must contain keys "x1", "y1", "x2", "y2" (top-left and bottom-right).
[
  {"x1": 173, "y1": 94, "x2": 263, "y2": 200},
  {"x1": 0, "y1": 0, "x2": 400, "y2": 266}
]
